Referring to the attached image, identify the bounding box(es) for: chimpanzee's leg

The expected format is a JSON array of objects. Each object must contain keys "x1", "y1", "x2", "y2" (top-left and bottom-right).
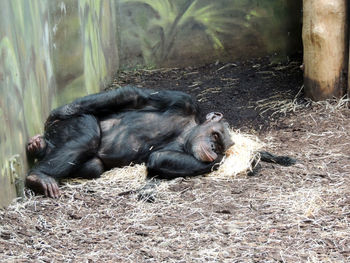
[
  {"x1": 73, "y1": 157, "x2": 105, "y2": 179},
  {"x1": 26, "y1": 115, "x2": 101, "y2": 198}
]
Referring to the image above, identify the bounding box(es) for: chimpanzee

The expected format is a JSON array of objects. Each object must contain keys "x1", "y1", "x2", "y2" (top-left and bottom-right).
[
  {"x1": 26, "y1": 86, "x2": 235, "y2": 198},
  {"x1": 26, "y1": 86, "x2": 296, "y2": 198}
]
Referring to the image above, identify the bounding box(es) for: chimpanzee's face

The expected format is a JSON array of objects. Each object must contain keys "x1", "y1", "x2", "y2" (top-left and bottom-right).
[{"x1": 185, "y1": 112, "x2": 234, "y2": 162}]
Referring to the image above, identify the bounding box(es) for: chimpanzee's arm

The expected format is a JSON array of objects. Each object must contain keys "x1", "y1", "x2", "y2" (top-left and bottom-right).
[
  {"x1": 147, "y1": 150, "x2": 222, "y2": 179},
  {"x1": 259, "y1": 151, "x2": 297, "y2": 166},
  {"x1": 45, "y1": 86, "x2": 198, "y2": 129}
]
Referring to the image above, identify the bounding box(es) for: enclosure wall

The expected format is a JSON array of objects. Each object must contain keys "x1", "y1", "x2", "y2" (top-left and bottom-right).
[
  {"x1": 0, "y1": 0, "x2": 119, "y2": 207},
  {"x1": 118, "y1": 0, "x2": 302, "y2": 68}
]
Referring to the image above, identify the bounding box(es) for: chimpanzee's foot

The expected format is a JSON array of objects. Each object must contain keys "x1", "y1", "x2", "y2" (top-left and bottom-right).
[
  {"x1": 137, "y1": 178, "x2": 161, "y2": 203},
  {"x1": 26, "y1": 135, "x2": 47, "y2": 159},
  {"x1": 26, "y1": 174, "x2": 60, "y2": 198},
  {"x1": 137, "y1": 187, "x2": 156, "y2": 203},
  {"x1": 117, "y1": 178, "x2": 160, "y2": 202}
]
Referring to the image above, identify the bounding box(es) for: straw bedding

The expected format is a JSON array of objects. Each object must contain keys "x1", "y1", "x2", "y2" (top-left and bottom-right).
[{"x1": 1, "y1": 61, "x2": 350, "y2": 262}]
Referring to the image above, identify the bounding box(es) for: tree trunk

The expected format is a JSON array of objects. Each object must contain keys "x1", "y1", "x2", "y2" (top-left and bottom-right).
[
  {"x1": 302, "y1": 0, "x2": 347, "y2": 100},
  {"x1": 349, "y1": 18, "x2": 350, "y2": 99}
]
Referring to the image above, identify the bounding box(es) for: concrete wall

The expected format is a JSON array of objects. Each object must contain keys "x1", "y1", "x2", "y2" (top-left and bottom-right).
[{"x1": 0, "y1": 0, "x2": 301, "y2": 207}]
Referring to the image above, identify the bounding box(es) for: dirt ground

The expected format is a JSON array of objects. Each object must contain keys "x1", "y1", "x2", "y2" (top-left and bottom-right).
[{"x1": 1, "y1": 56, "x2": 350, "y2": 262}]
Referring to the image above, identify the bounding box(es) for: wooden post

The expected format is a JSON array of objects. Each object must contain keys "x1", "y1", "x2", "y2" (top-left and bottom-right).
[
  {"x1": 302, "y1": 0, "x2": 347, "y2": 100},
  {"x1": 349, "y1": 19, "x2": 350, "y2": 98}
]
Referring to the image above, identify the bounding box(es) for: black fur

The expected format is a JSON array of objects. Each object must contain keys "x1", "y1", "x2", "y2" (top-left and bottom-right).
[{"x1": 27, "y1": 86, "x2": 233, "y2": 197}]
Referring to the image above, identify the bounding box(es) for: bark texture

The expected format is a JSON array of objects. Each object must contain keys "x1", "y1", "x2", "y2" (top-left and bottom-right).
[
  {"x1": 349, "y1": 18, "x2": 350, "y2": 98},
  {"x1": 303, "y1": 0, "x2": 347, "y2": 100}
]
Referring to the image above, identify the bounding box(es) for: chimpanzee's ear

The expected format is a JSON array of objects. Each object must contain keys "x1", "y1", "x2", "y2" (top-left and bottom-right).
[{"x1": 206, "y1": 112, "x2": 223, "y2": 122}]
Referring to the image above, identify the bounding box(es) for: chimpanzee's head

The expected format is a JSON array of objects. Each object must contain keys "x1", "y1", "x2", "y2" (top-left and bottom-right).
[{"x1": 185, "y1": 112, "x2": 234, "y2": 162}]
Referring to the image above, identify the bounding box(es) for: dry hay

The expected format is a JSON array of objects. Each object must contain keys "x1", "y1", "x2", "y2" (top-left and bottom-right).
[
  {"x1": 255, "y1": 86, "x2": 308, "y2": 117},
  {"x1": 1, "y1": 97, "x2": 350, "y2": 262},
  {"x1": 210, "y1": 130, "x2": 264, "y2": 177},
  {"x1": 255, "y1": 85, "x2": 350, "y2": 119}
]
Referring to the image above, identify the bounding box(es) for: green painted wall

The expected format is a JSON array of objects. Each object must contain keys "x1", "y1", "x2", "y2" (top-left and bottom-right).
[
  {"x1": 0, "y1": 0, "x2": 119, "y2": 207},
  {"x1": 0, "y1": 0, "x2": 301, "y2": 206},
  {"x1": 118, "y1": 0, "x2": 302, "y2": 68}
]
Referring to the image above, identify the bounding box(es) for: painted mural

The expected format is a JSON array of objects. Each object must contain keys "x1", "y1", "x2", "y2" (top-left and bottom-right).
[
  {"x1": 118, "y1": 0, "x2": 301, "y2": 68},
  {"x1": 0, "y1": 0, "x2": 119, "y2": 207}
]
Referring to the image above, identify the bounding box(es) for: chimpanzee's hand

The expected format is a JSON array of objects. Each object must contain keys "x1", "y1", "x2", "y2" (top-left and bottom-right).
[{"x1": 26, "y1": 173, "x2": 60, "y2": 198}]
